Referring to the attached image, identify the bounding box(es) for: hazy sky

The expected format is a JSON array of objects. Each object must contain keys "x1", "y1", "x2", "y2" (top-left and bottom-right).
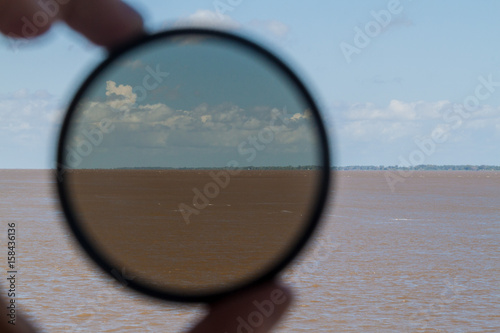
[{"x1": 1, "y1": 0, "x2": 500, "y2": 168}]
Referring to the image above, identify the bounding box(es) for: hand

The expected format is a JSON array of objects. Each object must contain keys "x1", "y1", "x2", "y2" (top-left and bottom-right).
[{"x1": 0, "y1": 1, "x2": 293, "y2": 332}]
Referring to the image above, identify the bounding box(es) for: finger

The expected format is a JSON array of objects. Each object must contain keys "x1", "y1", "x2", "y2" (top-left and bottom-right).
[
  {"x1": 0, "y1": 0, "x2": 144, "y2": 49},
  {"x1": 59, "y1": 0, "x2": 144, "y2": 48},
  {"x1": 188, "y1": 280, "x2": 293, "y2": 333},
  {"x1": 0, "y1": 0, "x2": 50, "y2": 37}
]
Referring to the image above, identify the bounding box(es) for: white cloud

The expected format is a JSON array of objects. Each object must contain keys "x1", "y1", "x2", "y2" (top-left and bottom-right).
[
  {"x1": 0, "y1": 89, "x2": 62, "y2": 164},
  {"x1": 176, "y1": 10, "x2": 291, "y2": 44},
  {"x1": 248, "y1": 20, "x2": 290, "y2": 39},
  {"x1": 176, "y1": 9, "x2": 240, "y2": 29},
  {"x1": 291, "y1": 111, "x2": 311, "y2": 121},
  {"x1": 71, "y1": 86, "x2": 316, "y2": 156},
  {"x1": 337, "y1": 99, "x2": 458, "y2": 140},
  {"x1": 344, "y1": 100, "x2": 449, "y2": 121},
  {"x1": 201, "y1": 115, "x2": 211, "y2": 123},
  {"x1": 242, "y1": 117, "x2": 261, "y2": 130},
  {"x1": 332, "y1": 98, "x2": 500, "y2": 165},
  {"x1": 105, "y1": 81, "x2": 137, "y2": 106},
  {"x1": 123, "y1": 59, "x2": 145, "y2": 69},
  {"x1": 67, "y1": 93, "x2": 500, "y2": 167},
  {"x1": 336, "y1": 100, "x2": 442, "y2": 143}
]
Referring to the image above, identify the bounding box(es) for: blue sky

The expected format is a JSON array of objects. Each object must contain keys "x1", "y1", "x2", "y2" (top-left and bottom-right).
[{"x1": 1, "y1": 0, "x2": 500, "y2": 168}]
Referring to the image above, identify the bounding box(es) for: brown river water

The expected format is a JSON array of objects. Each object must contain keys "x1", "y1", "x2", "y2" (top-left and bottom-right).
[{"x1": 0, "y1": 170, "x2": 498, "y2": 332}]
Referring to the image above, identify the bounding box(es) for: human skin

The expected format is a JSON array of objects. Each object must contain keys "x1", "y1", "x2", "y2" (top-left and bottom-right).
[{"x1": 0, "y1": 1, "x2": 292, "y2": 332}]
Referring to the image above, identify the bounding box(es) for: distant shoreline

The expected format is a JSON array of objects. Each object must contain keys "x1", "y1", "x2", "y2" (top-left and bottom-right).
[
  {"x1": 1, "y1": 165, "x2": 500, "y2": 171},
  {"x1": 333, "y1": 165, "x2": 500, "y2": 171}
]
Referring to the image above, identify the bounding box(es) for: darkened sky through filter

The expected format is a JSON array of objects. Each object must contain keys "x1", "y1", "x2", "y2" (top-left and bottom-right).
[{"x1": 64, "y1": 34, "x2": 322, "y2": 169}]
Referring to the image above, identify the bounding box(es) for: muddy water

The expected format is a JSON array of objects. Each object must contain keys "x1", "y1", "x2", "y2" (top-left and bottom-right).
[
  {"x1": 64, "y1": 169, "x2": 321, "y2": 294},
  {"x1": 0, "y1": 170, "x2": 498, "y2": 332}
]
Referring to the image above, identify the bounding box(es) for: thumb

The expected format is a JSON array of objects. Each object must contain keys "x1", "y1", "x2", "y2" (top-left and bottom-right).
[{"x1": 188, "y1": 280, "x2": 293, "y2": 333}]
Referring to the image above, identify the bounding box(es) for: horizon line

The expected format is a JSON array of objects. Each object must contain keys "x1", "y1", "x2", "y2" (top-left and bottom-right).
[{"x1": 2, "y1": 164, "x2": 500, "y2": 170}]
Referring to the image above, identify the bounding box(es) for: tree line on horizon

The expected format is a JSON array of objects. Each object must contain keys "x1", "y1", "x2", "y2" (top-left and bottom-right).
[
  {"x1": 65, "y1": 164, "x2": 500, "y2": 171},
  {"x1": 333, "y1": 165, "x2": 500, "y2": 171}
]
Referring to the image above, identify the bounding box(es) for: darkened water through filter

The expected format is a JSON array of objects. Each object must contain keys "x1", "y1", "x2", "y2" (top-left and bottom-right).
[{"x1": 0, "y1": 170, "x2": 498, "y2": 332}]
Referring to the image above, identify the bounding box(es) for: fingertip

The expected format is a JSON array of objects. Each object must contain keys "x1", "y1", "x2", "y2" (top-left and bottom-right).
[
  {"x1": 60, "y1": 0, "x2": 145, "y2": 49},
  {"x1": 0, "y1": 0, "x2": 53, "y2": 38},
  {"x1": 0, "y1": 0, "x2": 145, "y2": 49}
]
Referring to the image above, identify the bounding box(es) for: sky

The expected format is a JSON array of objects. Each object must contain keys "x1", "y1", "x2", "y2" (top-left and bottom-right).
[
  {"x1": 65, "y1": 34, "x2": 321, "y2": 168},
  {"x1": 1, "y1": 0, "x2": 500, "y2": 168}
]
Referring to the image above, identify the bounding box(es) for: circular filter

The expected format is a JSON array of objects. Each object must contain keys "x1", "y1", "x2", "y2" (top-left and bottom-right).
[{"x1": 56, "y1": 28, "x2": 331, "y2": 303}]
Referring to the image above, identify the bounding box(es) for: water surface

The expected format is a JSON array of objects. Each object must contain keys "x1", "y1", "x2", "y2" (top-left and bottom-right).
[{"x1": 0, "y1": 170, "x2": 498, "y2": 332}]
